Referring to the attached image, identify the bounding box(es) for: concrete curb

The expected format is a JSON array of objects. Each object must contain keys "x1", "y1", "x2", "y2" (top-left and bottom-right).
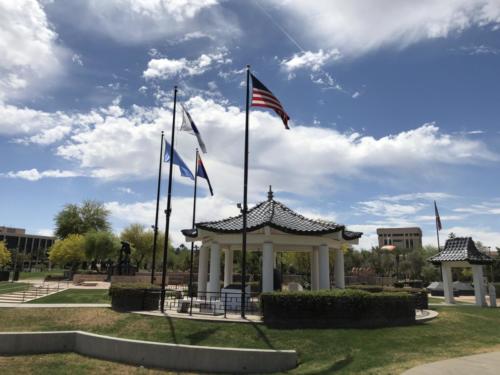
[
  {"x1": 415, "y1": 309, "x2": 439, "y2": 323},
  {"x1": 0, "y1": 331, "x2": 297, "y2": 373}
]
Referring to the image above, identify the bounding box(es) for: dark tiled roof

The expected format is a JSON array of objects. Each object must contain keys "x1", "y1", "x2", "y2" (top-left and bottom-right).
[
  {"x1": 183, "y1": 195, "x2": 362, "y2": 240},
  {"x1": 428, "y1": 237, "x2": 493, "y2": 265}
]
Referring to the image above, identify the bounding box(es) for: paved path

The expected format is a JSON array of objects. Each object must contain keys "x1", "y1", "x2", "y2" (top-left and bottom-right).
[
  {"x1": 136, "y1": 309, "x2": 263, "y2": 323},
  {"x1": 0, "y1": 303, "x2": 110, "y2": 308},
  {"x1": 403, "y1": 352, "x2": 500, "y2": 374}
]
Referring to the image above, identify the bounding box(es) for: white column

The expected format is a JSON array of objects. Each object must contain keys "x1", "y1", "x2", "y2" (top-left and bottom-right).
[
  {"x1": 262, "y1": 242, "x2": 274, "y2": 292},
  {"x1": 472, "y1": 264, "x2": 487, "y2": 307},
  {"x1": 207, "y1": 242, "x2": 221, "y2": 295},
  {"x1": 223, "y1": 249, "x2": 234, "y2": 287},
  {"x1": 334, "y1": 247, "x2": 345, "y2": 289},
  {"x1": 318, "y1": 244, "x2": 330, "y2": 290},
  {"x1": 311, "y1": 247, "x2": 320, "y2": 291},
  {"x1": 442, "y1": 263, "x2": 454, "y2": 304},
  {"x1": 197, "y1": 245, "x2": 209, "y2": 298}
]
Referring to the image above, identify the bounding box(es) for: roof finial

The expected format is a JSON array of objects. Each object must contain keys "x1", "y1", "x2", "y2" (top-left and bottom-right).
[{"x1": 268, "y1": 185, "x2": 273, "y2": 200}]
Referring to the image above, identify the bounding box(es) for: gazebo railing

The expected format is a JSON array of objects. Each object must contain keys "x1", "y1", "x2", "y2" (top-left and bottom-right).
[{"x1": 158, "y1": 286, "x2": 261, "y2": 317}]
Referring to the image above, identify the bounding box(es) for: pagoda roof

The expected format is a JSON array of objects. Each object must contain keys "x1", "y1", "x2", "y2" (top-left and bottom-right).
[
  {"x1": 428, "y1": 237, "x2": 493, "y2": 265},
  {"x1": 182, "y1": 188, "x2": 362, "y2": 240}
]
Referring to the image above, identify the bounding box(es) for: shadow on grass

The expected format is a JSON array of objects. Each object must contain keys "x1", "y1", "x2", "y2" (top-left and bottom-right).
[
  {"x1": 250, "y1": 323, "x2": 275, "y2": 350},
  {"x1": 165, "y1": 316, "x2": 178, "y2": 344},
  {"x1": 185, "y1": 327, "x2": 220, "y2": 345},
  {"x1": 303, "y1": 354, "x2": 354, "y2": 375}
]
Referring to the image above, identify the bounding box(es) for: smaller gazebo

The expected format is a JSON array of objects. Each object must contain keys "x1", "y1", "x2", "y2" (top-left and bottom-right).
[{"x1": 429, "y1": 237, "x2": 493, "y2": 306}]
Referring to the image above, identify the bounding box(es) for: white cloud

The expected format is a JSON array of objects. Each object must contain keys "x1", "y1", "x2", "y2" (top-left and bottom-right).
[
  {"x1": 0, "y1": 0, "x2": 63, "y2": 101},
  {"x1": 71, "y1": 53, "x2": 83, "y2": 66},
  {"x1": 454, "y1": 202, "x2": 500, "y2": 215},
  {"x1": 71, "y1": 0, "x2": 238, "y2": 44},
  {"x1": 2, "y1": 168, "x2": 81, "y2": 181},
  {"x1": 272, "y1": 0, "x2": 500, "y2": 57},
  {"x1": 143, "y1": 51, "x2": 231, "y2": 80},
  {"x1": 415, "y1": 215, "x2": 464, "y2": 222},
  {"x1": 5, "y1": 96, "x2": 497, "y2": 205},
  {"x1": 357, "y1": 200, "x2": 425, "y2": 218},
  {"x1": 0, "y1": 102, "x2": 73, "y2": 140},
  {"x1": 36, "y1": 228, "x2": 54, "y2": 237},
  {"x1": 105, "y1": 195, "x2": 240, "y2": 245},
  {"x1": 116, "y1": 187, "x2": 136, "y2": 195},
  {"x1": 280, "y1": 49, "x2": 341, "y2": 73},
  {"x1": 379, "y1": 192, "x2": 455, "y2": 202},
  {"x1": 430, "y1": 226, "x2": 500, "y2": 249},
  {"x1": 454, "y1": 44, "x2": 500, "y2": 55}
]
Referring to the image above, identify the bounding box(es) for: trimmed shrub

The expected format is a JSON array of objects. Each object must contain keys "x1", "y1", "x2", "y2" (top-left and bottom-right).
[
  {"x1": 109, "y1": 283, "x2": 161, "y2": 311},
  {"x1": 349, "y1": 285, "x2": 428, "y2": 310},
  {"x1": 261, "y1": 289, "x2": 415, "y2": 328}
]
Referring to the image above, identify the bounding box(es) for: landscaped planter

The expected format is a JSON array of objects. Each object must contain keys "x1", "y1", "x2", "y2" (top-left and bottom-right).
[
  {"x1": 109, "y1": 283, "x2": 161, "y2": 311},
  {"x1": 261, "y1": 289, "x2": 416, "y2": 328}
]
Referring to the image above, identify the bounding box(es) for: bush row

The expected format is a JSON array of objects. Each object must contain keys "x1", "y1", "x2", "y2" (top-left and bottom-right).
[
  {"x1": 349, "y1": 285, "x2": 428, "y2": 309},
  {"x1": 260, "y1": 289, "x2": 416, "y2": 328},
  {"x1": 109, "y1": 283, "x2": 161, "y2": 311}
]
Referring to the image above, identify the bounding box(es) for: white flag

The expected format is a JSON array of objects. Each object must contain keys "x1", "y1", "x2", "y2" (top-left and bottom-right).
[{"x1": 180, "y1": 104, "x2": 207, "y2": 153}]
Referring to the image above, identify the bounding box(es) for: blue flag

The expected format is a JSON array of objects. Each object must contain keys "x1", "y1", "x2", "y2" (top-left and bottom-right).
[
  {"x1": 164, "y1": 140, "x2": 194, "y2": 180},
  {"x1": 197, "y1": 155, "x2": 213, "y2": 196}
]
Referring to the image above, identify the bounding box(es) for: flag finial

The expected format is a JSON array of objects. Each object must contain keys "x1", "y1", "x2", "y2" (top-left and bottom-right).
[{"x1": 268, "y1": 185, "x2": 273, "y2": 201}]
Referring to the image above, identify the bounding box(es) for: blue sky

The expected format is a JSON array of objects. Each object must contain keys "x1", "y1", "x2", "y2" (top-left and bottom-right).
[{"x1": 1, "y1": 0, "x2": 500, "y2": 249}]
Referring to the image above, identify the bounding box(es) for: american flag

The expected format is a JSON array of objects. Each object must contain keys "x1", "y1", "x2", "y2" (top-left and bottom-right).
[{"x1": 251, "y1": 73, "x2": 290, "y2": 129}]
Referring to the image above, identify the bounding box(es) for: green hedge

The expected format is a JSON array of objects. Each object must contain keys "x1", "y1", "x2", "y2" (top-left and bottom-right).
[
  {"x1": 261, "y1": 289, "x2": 415, "y2": 328},
  {"x1": 109, "y1": 283, "x2": 161, "y2": 311},
  {"x1": 349, "y1": 285, "x2": 428, "y2": 309}
]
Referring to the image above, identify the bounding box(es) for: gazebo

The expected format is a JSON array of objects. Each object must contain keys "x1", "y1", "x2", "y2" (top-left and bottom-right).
[
  {"x1": 182, "y1": 187, "x2": 362, "y2": 298},
  {"x1": 428, "y1": 237, "x2": 493, "y2": 306}
]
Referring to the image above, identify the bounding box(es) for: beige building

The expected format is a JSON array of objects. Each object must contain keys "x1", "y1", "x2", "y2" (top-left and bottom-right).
[
  {"x1": 377, "y1": 227, "x2": 422, "y2": 249},
  {"x1": 0, "y1": 226, "x2": 55, "y2": 268}
]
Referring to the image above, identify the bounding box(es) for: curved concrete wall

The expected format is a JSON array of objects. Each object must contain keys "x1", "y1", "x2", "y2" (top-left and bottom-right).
[{"x1": 0, "y1": 331, "x2": 297, "y2": 373}]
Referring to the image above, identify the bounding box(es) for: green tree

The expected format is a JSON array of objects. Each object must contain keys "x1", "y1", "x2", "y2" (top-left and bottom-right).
[
  {"x1": 79, "y1": 200, "x2": 111, "y2": 233},
  {"x1": 54, "y1": 204, "x2": 82, "y2": 238},
  {"x1": 54, "y1": 200, "x2": 110, "y2": 239},
  {"x1": 0, "y1": 241, "x2": 11, "y2": 268},
  {"x1": 48, "y1": 234, "x2": 86, "y2": 269},
  {"x1": 120, "y1": 224, "x2": 155, "y2": 269},
  {"x1": 84, "y1": 231, "x2": 120, "y2": 262}
]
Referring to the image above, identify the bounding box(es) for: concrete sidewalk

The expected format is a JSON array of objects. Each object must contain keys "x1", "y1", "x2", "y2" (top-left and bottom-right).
[
  {"x1": 0, "y1": 303, "x2": 110, "y2": 308},
  {"x1": 403, "y1": 352, "x2": 500, "y2": 374}
]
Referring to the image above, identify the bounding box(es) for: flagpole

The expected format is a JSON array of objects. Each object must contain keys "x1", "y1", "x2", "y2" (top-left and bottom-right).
[
  {"x1": 160, "y1": 86, "x2": 178, "y2": 313},
  {"x1": 241, "y1": 65, "x2": 250, "y2": 318},
  {"x1": 435, "y1": 201, "x2": 443, "y2": 280},
  {"x1": 436, "y1": 221, "x2": 441, "y2": 252},
  {"x1": 188, "y1": 149, "x2": 199, "y2": 316},
  {"x1": 151, "y1": 131, "x2": 164, "y2": 284}
]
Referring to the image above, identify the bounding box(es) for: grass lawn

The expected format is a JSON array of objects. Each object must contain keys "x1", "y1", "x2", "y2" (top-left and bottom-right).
[
  {"x1": 429, "y1": 296, "x2": 473, "y2": 305},
  {"x1": 19, "y1": 269, "x2": 65, "y2": 280},
  {"x1": 30, "y1": 289, "x2": 110, "y2": 304},
  {"x1": 1, "y1": 306, "x2": 500, "y2": 374},
  {"x1": 0, "y1": 282, "x2": 30, "y2": 295},
  {"x1": 0, "y1": 353, "x2": 184, "y2": 375}
]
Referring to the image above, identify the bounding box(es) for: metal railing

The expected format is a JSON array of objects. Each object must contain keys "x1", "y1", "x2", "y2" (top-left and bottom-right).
[
  {"x1": 16, "y1": 280, "x2": 71, "y2": 303},
  {"x1": 149, "y1": 286, "x2": 261, "y2": 318}
]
